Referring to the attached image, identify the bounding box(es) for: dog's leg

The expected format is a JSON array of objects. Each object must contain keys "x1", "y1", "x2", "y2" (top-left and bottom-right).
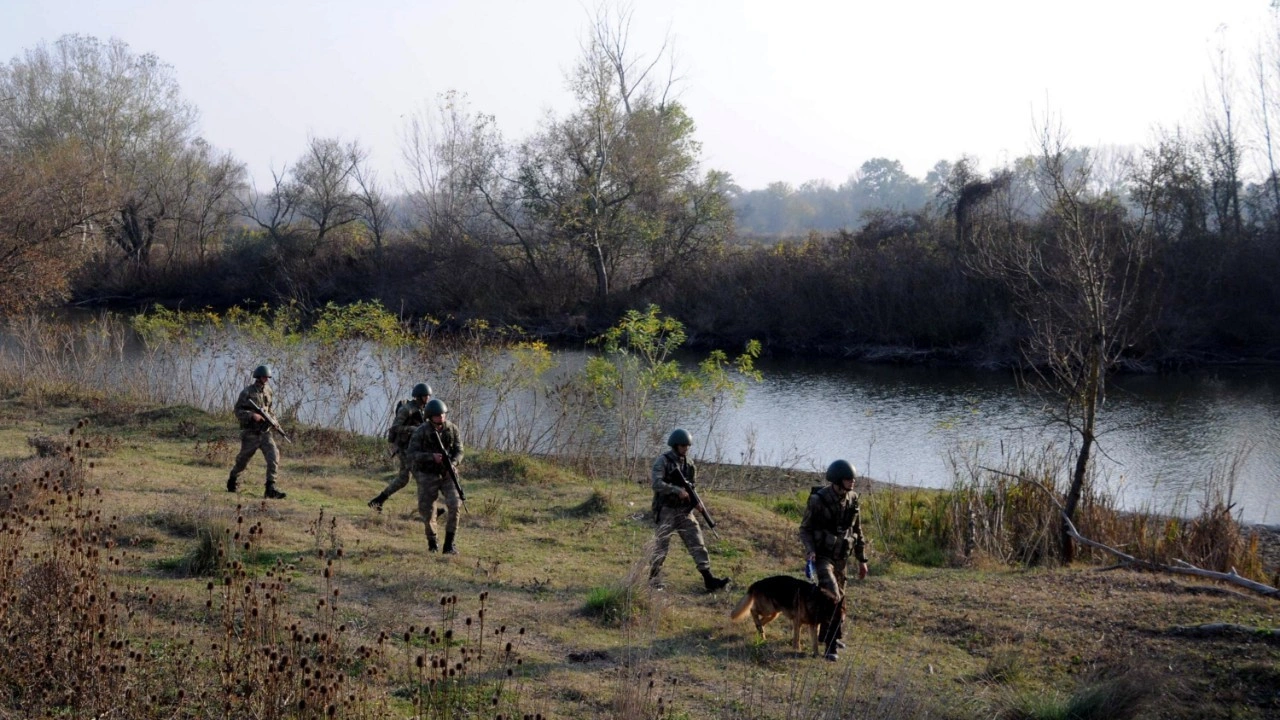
[{"x1": 756, "y1": 609, "x2": 781, "y2": 641}]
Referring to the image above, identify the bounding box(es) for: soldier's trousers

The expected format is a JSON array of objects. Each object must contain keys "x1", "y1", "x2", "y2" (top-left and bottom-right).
[
  {"x1": 231, "y1": 429, "x2": 279, "y2": 485},
  {"x1": 651, "y1": 506, "x2": 710, "y2": 572},
  {"x1": 378, "y1": 450, "x2": 413, "y2": 497},
  {"x1": 814, "y1": 555, "x2": 848, "y2": 651},
  {"x1": 413, "y1": 470, "x2": 459, "y2": 539}
]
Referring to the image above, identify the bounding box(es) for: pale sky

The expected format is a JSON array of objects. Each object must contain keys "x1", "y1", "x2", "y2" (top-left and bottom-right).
[{"x1": 1, "y1": 0, "x2": 1272, "y2": 190}]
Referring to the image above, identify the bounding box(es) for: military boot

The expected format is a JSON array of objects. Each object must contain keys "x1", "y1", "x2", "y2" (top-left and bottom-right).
[
  {"x1": 821, "y1": 615, "x2": 844, "y2": 660},
  {"x1": 700, "y1": 567, "x2": 730, "y2": 592},
  {"x1": 367, "y1": 492, "x2": 389, "y2": 511},
  {"x1": 648, "y1": 564, "x2": 665, "y2": 590},
  {"x1": 226, "y1": 471, "x2": 239, "y2": 493},
  {"x1": 426, "y1": 532, "x2": 439, "y2": 553},
  {"x1": 264, "y1": 483, "x2": 287, "y2": 500},
  {"x1": 441, "y1": 532, "x2": 458, "y2": 555}
]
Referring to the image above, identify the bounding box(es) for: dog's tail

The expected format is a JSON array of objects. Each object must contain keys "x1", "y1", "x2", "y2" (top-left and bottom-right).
[{"x1": 729, "y1": 591, "x2": 754, "y2": 621}]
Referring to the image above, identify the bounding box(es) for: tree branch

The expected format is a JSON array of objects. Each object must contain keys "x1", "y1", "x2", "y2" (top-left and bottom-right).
[{"x1": 1011, "y1": 473, "x2": 1280, "y2": 599}]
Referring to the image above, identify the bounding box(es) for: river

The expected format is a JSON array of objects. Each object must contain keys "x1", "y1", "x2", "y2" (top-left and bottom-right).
[{"x1": 706, "y1": 358, "x2": 1280, "y2": 525}]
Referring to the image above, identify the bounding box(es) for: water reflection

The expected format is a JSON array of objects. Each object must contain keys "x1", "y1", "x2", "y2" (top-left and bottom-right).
[{"x1": 708, "y1": 358, "x2": 1280, "y2": 524}]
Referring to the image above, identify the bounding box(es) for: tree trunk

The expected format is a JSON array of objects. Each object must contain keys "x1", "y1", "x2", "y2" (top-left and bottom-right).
[
  {"x1": 1061, "y1": 422, "x2": 1094, "y2": 564},
  {"x1": 590, "y1": 230, "x2": 609, "y2": 300},
  {"x1": 1062, "y1": 342, "x2": 1102, "y2": 564}
]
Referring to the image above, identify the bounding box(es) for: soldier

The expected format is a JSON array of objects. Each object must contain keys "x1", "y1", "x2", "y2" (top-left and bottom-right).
[
  {"x1": 226, "y1": 364, "x2": 287, "y2": 499},
  {"x1": 367, "y1": 382, "x2": 433, "y2": 511},
  {"x1": 649, "y1": 428, "x2": 730, "y2": 592},
  {"x1": 799, "y1": 459, "x2": 869, "y2": 661},
  {"x1": 404, "y1": 398, "x2": 464, "y2": 554}
]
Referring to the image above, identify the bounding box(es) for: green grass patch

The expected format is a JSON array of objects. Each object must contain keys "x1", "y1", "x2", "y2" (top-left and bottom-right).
[
  {"x1": 771, "y1": 491, "x2": 808, "y2": 521},
  {"x1": 568, "y1": 487, "x2": 613, "y2": 517},
  {"x1": 582, "y1": 584, "x2": 645, "y2": 625},
  {"x1": 1004, "y1": 672, "x2": 1154, "y2": 720},
  {"x1": 471, "y1": 451, "x2": 576, "y2": 486}
]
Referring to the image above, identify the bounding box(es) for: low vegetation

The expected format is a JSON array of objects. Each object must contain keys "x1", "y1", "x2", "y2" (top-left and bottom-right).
[{"x1": 0, "y1": 387, "x2": 1275, "y2": 719}]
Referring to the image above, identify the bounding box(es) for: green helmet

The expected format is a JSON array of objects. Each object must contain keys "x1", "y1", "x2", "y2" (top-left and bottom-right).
[
  {"x1": 252, "y1": 364, "x2": 273, "y2": 379},
  {"x1": 412, "y1": 382, "x2": 432, "y2": 398},
  {"x1": 667, "y1": 428, "x2": 692, "y2": 447},
  {"x1": 424, "y1": 398, "x2": 448, "y2": 417},
  {"x1": 826, "y1": 460, "x2": 856, "y2": 483}
]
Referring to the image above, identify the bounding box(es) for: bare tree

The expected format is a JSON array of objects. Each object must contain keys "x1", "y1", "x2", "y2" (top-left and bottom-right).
[
  {"x1": 174, "y1": 141, "x2": 246, "y2": 264},
  {"x1": 353, "y1": 158, "x2": 392, "y2": 293},
  {"x1": 1253, "y1": 17, "x2": 1280, "y2": 223},
  {"x1": 962, "y1": 120, "x2": 1156, "y2": 563},
  {"x1": 291, "y1": 136, "x2": 365, "y2": 257},
  {"x1": 1202, "y1": 41, "x2": 1245, "y2": 237},
  {"x1": 242, "y1": 136, "x2": 364, "y2": 258},
  {"x1": 243, "y1": 164, "x2": 301, "y2": 247}
]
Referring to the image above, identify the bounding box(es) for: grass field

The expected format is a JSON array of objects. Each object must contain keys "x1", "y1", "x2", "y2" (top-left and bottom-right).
[{"x1": 0, "y1": 396, "x2": 1277, "y2": 719}]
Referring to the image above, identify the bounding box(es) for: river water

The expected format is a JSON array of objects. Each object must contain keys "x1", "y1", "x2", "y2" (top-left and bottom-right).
[
  {"x1": 351, "y1": 349, "x2": 1280, "y2": 526},
  {"x1": 704, "y1": 358, "x2": 1280, "y2": 525}
]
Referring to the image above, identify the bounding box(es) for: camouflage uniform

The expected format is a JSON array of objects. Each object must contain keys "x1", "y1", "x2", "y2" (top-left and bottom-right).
[
  {"x1": 405, "y1": 420, "x2": 464, "y2": 550},
  {"x1": 649, "y1": 449, "x2": 728, "y2": 590},
  {"x1": 380, "y1": 397, "x2": 430, "y2": 500},
  {"x1": 229, "y1": 381, "x2": 280, "y2": 491},
  {"x1": 799, "y1": 484, "x2": 868, "y2": 655}
]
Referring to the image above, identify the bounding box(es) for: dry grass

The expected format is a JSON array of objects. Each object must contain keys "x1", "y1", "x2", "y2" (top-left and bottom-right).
[{"x1": 0, "y1": 398, "x2": 1275, "y2": 719}]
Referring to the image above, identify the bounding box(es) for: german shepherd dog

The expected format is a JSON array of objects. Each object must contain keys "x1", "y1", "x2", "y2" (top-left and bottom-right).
[{"x1": 730, "y1": 575, "x2": 843, "y2": 656}]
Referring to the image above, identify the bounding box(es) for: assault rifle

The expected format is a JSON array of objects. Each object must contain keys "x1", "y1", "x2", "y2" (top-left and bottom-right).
[
  {"x1": 246, "y1": 399, "x2": 293, "y2": 444},
  {"x1": 432, "y1": 428, "x2": 468, "y2": 515},
  {"x1": 671, "y1": 464, "x2": 718, "y2": 539}
]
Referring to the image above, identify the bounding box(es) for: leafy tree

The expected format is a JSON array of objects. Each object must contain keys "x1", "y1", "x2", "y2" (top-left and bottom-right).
[
  {"x1": 413, "y1": 5, "x2": 733, "y2": 308},
  {"x1": 847, "y1": 157, "x2": 929, "y2": 211},
  {"x1": 582, "y1": 304, "x2": 758, "y2": 480},
  {"x1": 518, "y1": 6, "x2": 731, "y2": 301},
  {"x1": 0, "y1": 35, "x2": 244, "y2": 279},
  {"x1": 0, "y1": 143, "x2": 108, "y2": 314}
]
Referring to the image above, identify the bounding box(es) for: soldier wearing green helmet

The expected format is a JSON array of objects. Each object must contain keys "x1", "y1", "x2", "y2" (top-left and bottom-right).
[
  {"x1": 648, "y1": 428, "x2": 730, "y2": 592},
  {"x1": 368, "y1": 382, "x2": 433, "y2": 511},
  {"x1": 799, "y1": 459, "x2": 870, "y2": 661},
  {"x1": 404, "y1": 398, "x2": 464, "y2": 554},
  {"x1": 227, "y1": 364, "x2": 287, "y2": 499}
]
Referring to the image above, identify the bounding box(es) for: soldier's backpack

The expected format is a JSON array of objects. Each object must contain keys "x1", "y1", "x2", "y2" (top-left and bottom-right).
[
  {"x1": 809, "y1": 485, "x2": 859, "y2": 557},
  {"x1": 385, "y1": 399, "x2": 408, "y2": 442}
]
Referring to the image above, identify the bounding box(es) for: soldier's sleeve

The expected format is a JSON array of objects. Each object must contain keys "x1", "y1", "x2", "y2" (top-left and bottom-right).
[
  {"x1": 851, "y1": 496, "x2": 868, "y2": 563},
  {"x1": 406, "y1": 425, "x2": 426, "y2": 465},
  {"x1": 233, "y1": 387, "x2": 255, "y2": 423},
  {"x1": 798, "y1": 493, "x2": 822, "y2": 557},
  {"x1": 447, "y1": 425, "x2": 463, "y2": 465},
  {"x1": 651, "y1": 454, "x2": 681, "y2": 498}
]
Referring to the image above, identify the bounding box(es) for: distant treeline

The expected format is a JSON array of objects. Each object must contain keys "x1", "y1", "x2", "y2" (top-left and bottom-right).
[
  {"x1": 3, "y1": 33, "x2": 1279, "y2": 368},
  {"x1": 729, "y1": 157, "x2": 939, "y2": 236}
]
